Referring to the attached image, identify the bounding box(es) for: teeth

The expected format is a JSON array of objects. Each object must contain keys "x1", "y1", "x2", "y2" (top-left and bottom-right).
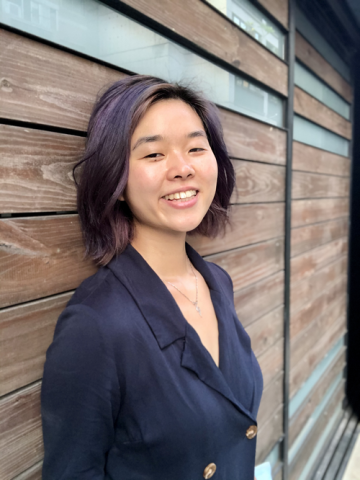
[{"x1": 164, "y1": 190, "x2": 197, "y2": 201}]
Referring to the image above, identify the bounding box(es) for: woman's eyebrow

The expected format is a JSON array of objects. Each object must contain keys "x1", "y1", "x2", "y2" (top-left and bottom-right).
[
  {"x1": 132, "y1": 130, "x2": 207, "y2": 151},
  {"x1": 187, "y1": 130, "x2": 207, "y2": 139}
]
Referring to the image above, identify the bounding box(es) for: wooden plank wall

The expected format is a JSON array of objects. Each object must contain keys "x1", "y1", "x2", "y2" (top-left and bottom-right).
[
  {"x1": 288, "y1": 33, "x2": 352, "y2": 478},
  {"x1": 0, "y1": 0, "x2": 288, "y2": 476}
]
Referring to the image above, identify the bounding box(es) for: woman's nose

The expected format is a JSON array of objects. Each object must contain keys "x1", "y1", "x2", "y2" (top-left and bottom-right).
[{"x1": 167, "y1": 152, "x2": 195, "y2": 179}]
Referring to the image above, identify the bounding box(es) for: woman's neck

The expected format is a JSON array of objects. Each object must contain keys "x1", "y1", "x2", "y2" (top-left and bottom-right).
[{"x1": 130, "y1": 224, "x2": 191, "y2": 281}]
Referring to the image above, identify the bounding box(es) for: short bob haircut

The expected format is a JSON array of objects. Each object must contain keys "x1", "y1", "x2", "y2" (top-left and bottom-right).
[{"x1": 74, "y1": 75, "x2": 235, "y2": 266}]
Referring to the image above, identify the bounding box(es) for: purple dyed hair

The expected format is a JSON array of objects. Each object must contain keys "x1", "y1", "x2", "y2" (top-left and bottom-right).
[{"x1": 74, "y1": 75, "x2": 235, "y2": 265}]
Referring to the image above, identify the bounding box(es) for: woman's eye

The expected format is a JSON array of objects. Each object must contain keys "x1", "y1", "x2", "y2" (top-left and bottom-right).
[
  {"x1": 145, "y1": 153, "x2": 162, "y2": 159},
  {"x1": 189, "y1": 148, "x2": 205, "y2": 152}
]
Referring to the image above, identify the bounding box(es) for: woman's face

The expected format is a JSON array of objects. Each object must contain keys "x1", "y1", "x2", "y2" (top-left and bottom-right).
[{"x1": 123, "y1": 99, "x2": 218, "y2": 236}]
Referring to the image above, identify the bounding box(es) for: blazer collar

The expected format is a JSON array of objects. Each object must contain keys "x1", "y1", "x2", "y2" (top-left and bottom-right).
[{"x1": 107, "y1": 242, "x2": 220, "y2": 349}]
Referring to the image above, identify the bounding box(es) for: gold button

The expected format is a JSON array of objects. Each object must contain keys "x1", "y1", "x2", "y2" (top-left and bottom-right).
[
  {"x1": 246, "y1": 425, "x2": 258, "y2": 439},
  {"x1": 203, "y1": 462, "x2": 217, "y2": 479}
]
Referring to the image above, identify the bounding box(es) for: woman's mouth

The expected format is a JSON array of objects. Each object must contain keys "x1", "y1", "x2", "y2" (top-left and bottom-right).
[{"x1": 163, "y1": 189, "x2": 197, "y2": 202}]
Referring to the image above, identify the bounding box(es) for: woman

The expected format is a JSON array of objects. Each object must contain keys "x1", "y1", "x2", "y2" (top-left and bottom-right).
[{"x1": 41, "y1": 75, "x2": 263, "y2": 480}]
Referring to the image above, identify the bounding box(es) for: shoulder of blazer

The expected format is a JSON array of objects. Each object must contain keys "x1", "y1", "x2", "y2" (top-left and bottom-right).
[{"x1": 205, "y1": 261, "x2": 234, "y2": 303}]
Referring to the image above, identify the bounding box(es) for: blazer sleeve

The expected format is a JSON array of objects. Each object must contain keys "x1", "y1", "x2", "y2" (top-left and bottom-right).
[{"x1": 41, "y1": 305, "x2": 121, "y2": 480}]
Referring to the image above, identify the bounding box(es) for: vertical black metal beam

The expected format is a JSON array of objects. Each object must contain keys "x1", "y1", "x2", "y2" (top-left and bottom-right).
[{"x1": 283, "y1": 0, "x2": 296, "y2": 478}]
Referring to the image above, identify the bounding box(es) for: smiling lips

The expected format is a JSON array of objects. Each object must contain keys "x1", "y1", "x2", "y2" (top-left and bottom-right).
[{"x1": 163, "y1": 189, "x2": 197, "y2": 201}]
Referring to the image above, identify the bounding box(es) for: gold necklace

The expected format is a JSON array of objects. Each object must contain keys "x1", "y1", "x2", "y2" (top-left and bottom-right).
[{"x1": 167, "y1": 260, "x2": 202, "y2": 317}]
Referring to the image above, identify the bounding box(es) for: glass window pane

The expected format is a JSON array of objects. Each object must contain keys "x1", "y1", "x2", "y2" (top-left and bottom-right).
[
  {"x1": 294, "y1": 116, "x2": 349, "y2": 157},
  {"x1": 208, "y1": 0, "x2": 285, "y2": 59},
  {"x1": 0, "y1": 0, "x2": 284, "y2": 127},
  {"x1": 295, "y1": 62, "x2": 350, "y2": 119}
]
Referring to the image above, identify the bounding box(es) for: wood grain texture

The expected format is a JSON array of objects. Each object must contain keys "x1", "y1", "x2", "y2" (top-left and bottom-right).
[
  {"x1": 0, "y1": 382, "x2": 43, "y2": 480},
  {"x1": 0, "y1": 293, "x2": 71, "y2": 396},
  {"x1": 256, "y1": 404, "x2": 283, "y2": 463},
  {"x1": 258, "y1": 0, "x2": 288, "y2": 28},
  {"x1": 219, "y1": 109, "x2": 286, "y2": 165},
  {"x1": 289, "y1": 381, "x2": 345, "y2": 480},
  {"x1": 292, "y1": 171, "x2": 350, "y2": 200},
  {"x1": 246, "y1": 306, "x2": 284, "y2": 358},
  {"x1": 289, "y1": 350, "x2": 345, "y2": 446},
  {"x1": 188, "y1": 203, "x2": 284, "y2": 256},
  {"x1": 291, "y1": 237, "x2": 348, "y2": 285},
  {"x1": 12, "y1": 461, "x2": 42, "y2": 480},
  {"x1": 291, "y1": 255, "x2": 347, "y2": 314},
  {"x1": 231, "y1": 160, "x2": 285, "y2": 203},
  {"x1": 291, "y1": 217, "x2": 348, "y2": 257},
  {"x1": 0, "y1": 29, "x2": 126, "y2": 130},
  {"x1": 293, "y1": 141, "x2": 350, "y2": 176},
  {"x1": 258, "y1": 337, "x2": 284, "y2": 387},
  {"x1": 290, "y1": 319, "x2": 346, "y2": 398},
  {"x1": 295, "y1": 32, "x2": 352, "y2": 103},
  {"x1": 291, "y1": 197, "x2": 349, "y2": 228},
  {"x1": 119, "y1": 0, "x2": 288, "y2": 95},
  {"x1": 206, "y1": 237, "x2": 284, "y2": 291},
  {"x1": 257, "y1": 371, "x2": 284, "y2": 428},
  {"x1": 234, "y1": 270, "x2": 284, "y2": 327},
  {"x1": 0, "y1": 124, "x2": 83, "y2": 213},
  {"x1": 294, "y1": 87, "x2": 352, "y2": 139},
  {"x1": 0, "y1": 215, "x2": 96, "y2": 308}
]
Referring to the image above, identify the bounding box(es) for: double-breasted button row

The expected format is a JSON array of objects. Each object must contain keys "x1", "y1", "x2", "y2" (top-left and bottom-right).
[
  {"x1": 246, "y1": 425, "x2": 258, "y2": 439},
  {"x1": 203, "y1": 463, "x2": 217, "y2": 479}
]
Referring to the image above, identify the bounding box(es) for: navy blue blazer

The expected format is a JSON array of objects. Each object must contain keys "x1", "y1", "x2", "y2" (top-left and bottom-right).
[{"x1": 41, "y1": 243, "x2": 263, "y2": 480}]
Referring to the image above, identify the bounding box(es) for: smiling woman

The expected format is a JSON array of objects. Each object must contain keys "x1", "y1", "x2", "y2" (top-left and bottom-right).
[{"x1": 41, "y1": 75, "x2": 263, "y2": 480}]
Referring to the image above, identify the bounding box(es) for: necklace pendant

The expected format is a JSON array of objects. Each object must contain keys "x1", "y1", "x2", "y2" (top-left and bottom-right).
[{"x1": 195, "y1": 305, "x2": 202, "y2": 317}]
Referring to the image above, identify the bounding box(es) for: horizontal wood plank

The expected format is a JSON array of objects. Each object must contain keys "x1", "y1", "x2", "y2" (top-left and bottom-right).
[
  {"x1": 246, "y1": 306, "x2": 284, "y2": 358},
  {"x1": 0, "y1": 293, "x2": 72, "y2": 396},
  {"x1": 219, "y1": 109, "x2": 286, "y2": 165},
  {"x1": 231, "y1": 160, "x2": 285, "y2": 203},
  {"x1": 292, "y1": 171, "x2": 350, "y2": 200},
  {"x1": 0, "y1": 29, "x2": 126, "y2": 131},
  {"x1": 206, "y1": 237, "x2": 284, "y2": 291},
  {"x1": 256, "y1": 404, "x2": 283, "y2": 463},
  {"x1": 258, "y1": 0, "x2": 288, "y2": 28},
  {"x1": 294, "y1": 87, "x2": 352, "y2": 139},
  {"x1": 291, "y1": 255, "x2": 347, "y2": 314},
  {"x1": 293, "y1": 141, "x2": 350, "y2": 176},
  {"x1": 119, "y1": 0, "x2": 288, "y2": 95},
  {"x1": 289, "y1": 349, "x2": 345, "y2": 446},
  {"x1": 291, "y1": 217, "x2": 348, "y2": 257},
  {"x1": 291, "y1": 237, "x2": 348, "y2": 285},
  {"x1": 289, "y1": 380, "x2": 345, "y2": 479},
  {"x1": 188, "y1": 203, "x2": 284, "y2": 256},
  {"x1": 0, "y1": 215, "x2": 96, "y2": 308},
  {"x1": 12, "y1": 461, "x2": 42, "y2": 480},
  {"x1": 290, "y1": 320, "x2": 346, "y2": 398},
  {"x1": 295, "y1": 32, "x2": 352, "y2": 103},
  {"x1": 257, "y1": 337, "x2": 284, "y2": 387},
  {"x1": 0, "y1": 382, "x2": 43, "y2": 480},
  {"x1": 234, "y1": 271, "x2": 284, "y2": 327},
  {"x1": 291, "y1": 197, "x2": 349, "y2": 228},
  {"x1": 257, "y1": 371, "x2": 284, "y2": 428}
]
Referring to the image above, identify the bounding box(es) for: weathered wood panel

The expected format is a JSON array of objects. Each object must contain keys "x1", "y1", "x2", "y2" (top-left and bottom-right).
[
  {"x1": 246, "y1": 306, "x2": 284, "y2": 358},
  {"x1": 0, "y1": 29, "x2": 126, "y2": 131},
  {"x1": 295, "y1": 32, "x2": 352, "y2": 103},
  {"x1": 289, "y1": 381, "x2": 345, "y2": 480},
  {"x1": 0, "y1": 293, "x2": 71, "y2": 396},
  {"x1": 219, "y1": 109, "x2": 286, "y2": 165},
  {"x1": 294, "y1": 87, "x2": 352, "y2": 139},
  {"x1": 289, "y1": 349, "x2": 345, "y2": 446},
  {"x1": 292, "y1": 171, "x2": 350, "y2": 200},
  {"x1": 256, "y1": 404, "x2": 283, "y2": 463},
  {"x1": 234, "y1": 270, "x2": 284, "y2": 327},
  {"x1": 258, "y1": 0, "x2": 288, "y2": 28},
  {"x1": 189, "y1": 203, "x2": 284, "y2": 256},
  {"x1": 257, "y1": 371, "x2": 284, "y2": 428},
  {"x1": 118, "y1": 0, "x2": 288, "y2": 95},
  {"x1": 293, "y1": 141, "x2": 350, "y2": 176},
  {"x1": 0, "y1": 125, "x2": 83, "y2": 213},
  {"x1": 290, "y1": 255, "x2": 347, "y2": 314},
  {"x1": 258, "y1": 337, "x2": 284, "y2": 387},
  {"x1": 0, "y1": 382, "x2": 43, "y2": 480},
  {"x1": 291, "y1": 237, "x2": 348, "y2": 285},
  {"x1": 290, "y1": 319, "x2": 346, "y2": 398},
  {"x1": 231, "y1": 160, "x2": 285, "y2": 203},
  {"x1": 291, "y1": 197, "x2": 349, "y2": 228},
  {"x1": 291, "y1": 217, "x2": 348, "y2": 257},
  {"x1": 0, "y1": 215, "x2": 96, "y2": 308},
  {"x1": 207, "y1": 237, "x2": 284, "y2": 291},
  {"x1": 12, "y1": 461, "x2": 42, "y2": 480}
]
